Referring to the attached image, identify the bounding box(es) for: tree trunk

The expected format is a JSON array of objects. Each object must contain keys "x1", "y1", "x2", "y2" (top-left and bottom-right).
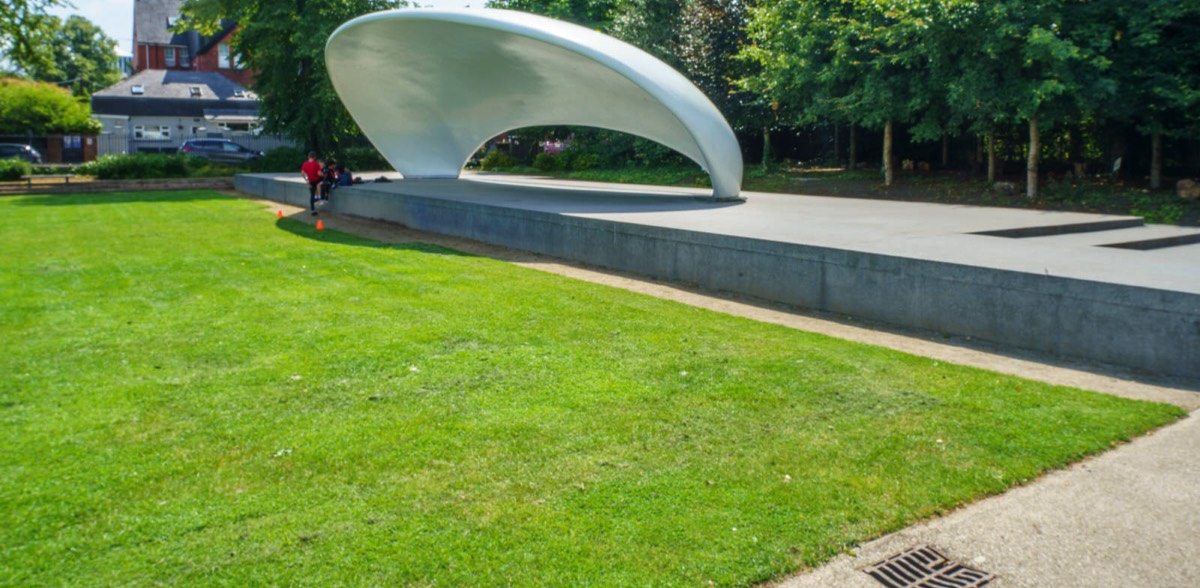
[
  {"x1": 941, "y1": 132, "x2": 949, "y2": 167},
  {"x1": 1027, "y1": 116, "x2": 1040, "y2": 200},
  {"x1": 883, "y1": 120, "x2": 894, "y2": 186},
  {"x1": 761, "y1": 126, "x2": 771, "y2": 172},
  {"x1": 987, "y1": 134, "x2": 996, "y2": 182},
  {"x1": 1150, "y1": 131, "x2": 1162, "y2": 190},
  {"x1": 833, "y1": 124, "x2": 841, "y2": 167},
  {"x1": 849, "y1": 125, "x2": 857, "y2": 170}
]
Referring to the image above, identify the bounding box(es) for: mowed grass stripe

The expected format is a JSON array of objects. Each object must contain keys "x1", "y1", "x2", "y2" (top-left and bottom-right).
[{"x1": 0, "y1": 191, "x2": 1183, "y2": 587}]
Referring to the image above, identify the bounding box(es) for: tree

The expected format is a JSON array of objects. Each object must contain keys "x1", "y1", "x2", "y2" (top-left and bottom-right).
[
  {"x1": 742, "y1": 0, "x2": 943, "y2": 185},
  {"x1": 609, "y1": 0, "x2": 687, "y2": 68},
  {"x1": 485, "y1": 0, "x2": 616, "y2": 28},
  {"x1": 0, "y1": 77, "x2": 102, "y2": 134},
  {"x1": 0, "y1": 0, "x2": 66, "y2": 75},
  {"x1": 29, "y1": 15, "x2": 122, "y2": 96},
  {"x1": 179, "y1": 0, "x2": 408, "y2": 155},
  {"x1": 1083, "y1": 1, "x2": 1200, "y2": 188}
]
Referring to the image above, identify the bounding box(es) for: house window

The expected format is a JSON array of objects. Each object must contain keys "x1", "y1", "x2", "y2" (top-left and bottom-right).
[
  {"x1": 218, "y1": 43, "x2": 230, "y2": 69},
  {"x1": 179, "y1": 47, "x2": 190, "y2": 68},
  {"x1": 165, "y1": 47, "x2": 176, "y2": 67},
  {"x1": 133, "y1": 125, "x2": 172, "y2": 141}
]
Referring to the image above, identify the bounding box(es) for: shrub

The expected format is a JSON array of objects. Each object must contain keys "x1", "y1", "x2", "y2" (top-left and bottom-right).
[
  {"x1": 479, "y1": 149, "x2": 517, "y2": 170},
  {"x1": 0, "y1": 157, "x2": 32, "y2": 181},
  {"x1": 0, "y1": 77, "x2": 102, "y2": 134},
  {"x1": 569, "y1": 152, "x2": 601, "y2": 171},
  {"x1": 75, "y1": 153, "x2": 197, "y2": 180},
  {"x1": 532, "y1": 152, "x2": 564, "y2": 172},
  {"x1": 249, "y1": 146, "x2": 308, "y2": 173}
]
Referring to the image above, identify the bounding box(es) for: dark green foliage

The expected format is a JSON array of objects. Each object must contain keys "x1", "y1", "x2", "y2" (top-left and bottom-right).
[
  {"x1": 248, "y1": 146, "x2": 308, "y2": 173},
  {"x1": 0, "y1": 157, "x2": 32, "y2": 180},
  {"x1": 486, "y1": 0, "x2": 616, "y2": 27},
  {"x1": 75, "y1": 154, "x2": 197, "y2": 179},
  {"x1": 532, "y1": 152, "x2": 565, "y2": 171},
  {"x1": 333, "y1": 145, "x2": 390, "y2": 172},
  {"x1": 479, "y1": 149, "x2": 518, "y2": 170}
]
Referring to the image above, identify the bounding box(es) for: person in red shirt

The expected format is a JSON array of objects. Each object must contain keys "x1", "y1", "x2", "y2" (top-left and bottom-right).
[{"x1": 300, "y1": 151, "x2": 323, "y2": 216}]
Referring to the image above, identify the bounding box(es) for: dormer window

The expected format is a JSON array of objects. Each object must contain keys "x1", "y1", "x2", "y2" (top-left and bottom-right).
[
  {"x1": 167, "y1": 16, "x2": 178, "y2": 27},
  {"x1": 189, "y1": 86, "x2": 201, "y2": 97},
  {"x1": 131, "y1": 85, "x2": 144, "y2": 95}
]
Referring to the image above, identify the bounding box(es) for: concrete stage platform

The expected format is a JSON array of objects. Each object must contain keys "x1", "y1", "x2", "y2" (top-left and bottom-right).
[{"x1": 235, "y1": 172, "x2": 1200, "y2": 380}]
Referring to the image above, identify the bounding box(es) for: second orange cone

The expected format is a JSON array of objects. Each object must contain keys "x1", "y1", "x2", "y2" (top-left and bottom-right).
[{"x1": 316, "y1": 219, "x2": 325, "y2": 231}]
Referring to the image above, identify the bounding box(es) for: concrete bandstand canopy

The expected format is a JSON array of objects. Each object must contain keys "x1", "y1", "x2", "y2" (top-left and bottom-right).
[{"x1": 325, "y1": 8, "x2": 743, "y2": 199}]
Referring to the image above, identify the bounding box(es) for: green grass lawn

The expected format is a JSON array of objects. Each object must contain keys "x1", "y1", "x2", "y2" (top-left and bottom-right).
[{"x1": 0, "y1": 191, "x2": 1184, "y2": 586}]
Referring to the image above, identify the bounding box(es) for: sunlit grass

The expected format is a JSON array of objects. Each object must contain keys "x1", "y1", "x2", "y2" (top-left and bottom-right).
[{"x1": 0, "y1": 191, "x2": 1183, "y2": 586}]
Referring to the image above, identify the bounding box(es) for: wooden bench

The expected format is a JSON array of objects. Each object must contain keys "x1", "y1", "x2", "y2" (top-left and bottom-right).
[{"x1": 21, "y1": 174, "x2": 75, "y2": 189}]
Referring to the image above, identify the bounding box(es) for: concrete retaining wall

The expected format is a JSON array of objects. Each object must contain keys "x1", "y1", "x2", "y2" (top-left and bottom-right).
[{"x1": 236, "y1": 174, "x2": 1200, "y2": 380}]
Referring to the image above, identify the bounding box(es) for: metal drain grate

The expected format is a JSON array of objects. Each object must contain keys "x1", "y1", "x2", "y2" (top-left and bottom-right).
[{"x1": 864, "y1": 545, "x2": 995, "y2": 588}]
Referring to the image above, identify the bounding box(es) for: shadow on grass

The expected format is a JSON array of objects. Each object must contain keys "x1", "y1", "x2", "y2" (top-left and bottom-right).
[
  {"x1": 274, "y1": 215, "x2": 476, "y2": 257},
  {"x1": 10, "y1": 190, "x2": 231, "y2": 206}
]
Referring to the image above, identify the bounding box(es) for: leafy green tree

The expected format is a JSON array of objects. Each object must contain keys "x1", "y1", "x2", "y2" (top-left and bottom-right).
[
  {"x1": 29, "y1": 15, "x2": 122, "y2": 96},
  {"x1": 179, "y1": 0, "x2": 408, "y2": 155},
  {"x1": 744, "y1": 0, "x2": 945, "y2": 185},
  {"x1": 485, "y1": 0, "x2": 616, "y2": 27},
  {"x1": 0, "y1": 0, "x2": 66, "y2": 75},
  {"x1": 0, "y1": 76, "x2": 102, "y2": 134},
  {"x1": 609, "y1": 0, "x2": 686, "y2": 68},
  {"x1": 1080, "y1": 1, "x2": 1200, "y2": 188}
]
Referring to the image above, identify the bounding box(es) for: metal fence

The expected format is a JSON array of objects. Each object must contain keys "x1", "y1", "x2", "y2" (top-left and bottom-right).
[{"x1": 94, "y1": 133, "x2": 298, "y2": 157}]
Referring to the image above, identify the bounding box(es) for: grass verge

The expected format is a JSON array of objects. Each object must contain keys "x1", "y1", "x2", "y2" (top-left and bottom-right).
[{"x1": 0, "y1": 191, "x2": 1184, "y2": 586}]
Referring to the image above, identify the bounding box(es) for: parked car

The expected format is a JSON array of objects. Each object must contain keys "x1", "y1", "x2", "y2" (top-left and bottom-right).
[
  {"x1": 0, "y1": 143, "x2": 44, "y2": 164},
  {"x1": 178, "y1": 139, "x2": 262, "y2": 163}
]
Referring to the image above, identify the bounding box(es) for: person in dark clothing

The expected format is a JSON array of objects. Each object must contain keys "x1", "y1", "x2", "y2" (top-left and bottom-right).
[
  {"x1": 300, "y1": 151, "x2": 322, "y2": 215},
  {"x1": 319, "y1": 159, "x2": 338, "y2": 201},
  {"x1": 336, "y1": 163, "x2": 353, "y2": 187}
]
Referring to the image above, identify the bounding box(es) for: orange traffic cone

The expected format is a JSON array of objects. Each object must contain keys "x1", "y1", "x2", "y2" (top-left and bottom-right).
[
  {"x1": 316, "y1": 219, "x2": 325, "y2": 231},
  {"x1": 276, "y1": 209, "x2": 283, "y2": 218}
]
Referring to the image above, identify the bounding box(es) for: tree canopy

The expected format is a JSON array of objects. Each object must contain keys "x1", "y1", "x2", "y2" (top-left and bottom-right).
[
  {"x1": 739, "y1": 0, "x2": 1200, "y2": 192},
  {"x1": 0, "y1": 0, "x2": 66, "y2": 75},
  {"x1": 28, "y1": 15, "x2": 122, "y2": 95}
]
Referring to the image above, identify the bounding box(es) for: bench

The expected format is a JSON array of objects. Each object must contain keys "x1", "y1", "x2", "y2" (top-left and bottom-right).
[{"x1": 21, "y1": 174, "x2": 75, "y2": 189}]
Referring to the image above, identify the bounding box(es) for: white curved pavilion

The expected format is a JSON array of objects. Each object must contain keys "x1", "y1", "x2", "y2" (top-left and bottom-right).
[{"x1": 325, "y1": 8, "x2": 743, "y2": 199}]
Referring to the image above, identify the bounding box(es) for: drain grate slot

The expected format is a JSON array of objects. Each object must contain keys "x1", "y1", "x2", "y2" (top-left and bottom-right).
[{"x1": 864, "y1": 545, "x2": 995, "y2": 588}]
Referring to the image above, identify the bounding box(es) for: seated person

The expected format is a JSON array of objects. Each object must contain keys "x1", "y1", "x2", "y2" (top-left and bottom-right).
[{"x1": 336, "y1": 164, "x2": 354, "y2": 187}]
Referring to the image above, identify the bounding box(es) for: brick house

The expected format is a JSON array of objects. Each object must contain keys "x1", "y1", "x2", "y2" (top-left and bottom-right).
[
  {"x1": 131, "y1": 0, "x2": 252, "y2": 87},
  {"x1": 90, "y1": 0, "x2": 292, "y2": 155}
]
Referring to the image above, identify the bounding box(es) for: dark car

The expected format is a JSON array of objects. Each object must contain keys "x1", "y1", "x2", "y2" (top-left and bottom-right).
[
  {"x1": 0, "y1": 143, "x2": 44, "y2": 164},
  {"x1": 178, "y1": 139, "x2": 262, "y2": 163}
]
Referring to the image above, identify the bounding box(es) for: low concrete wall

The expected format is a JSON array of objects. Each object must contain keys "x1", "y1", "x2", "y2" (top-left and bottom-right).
[
  {"x1": 1, "y1": 177, "x2": 234, "y2": 195},
  {"x1": 236, "y1": 174, "x2": 1200, "y2": 380}
]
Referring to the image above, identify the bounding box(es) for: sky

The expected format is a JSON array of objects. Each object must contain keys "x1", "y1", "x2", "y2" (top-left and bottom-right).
[{"x1": 52, "y1": 0, "x2": 478, "y2": 58}]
